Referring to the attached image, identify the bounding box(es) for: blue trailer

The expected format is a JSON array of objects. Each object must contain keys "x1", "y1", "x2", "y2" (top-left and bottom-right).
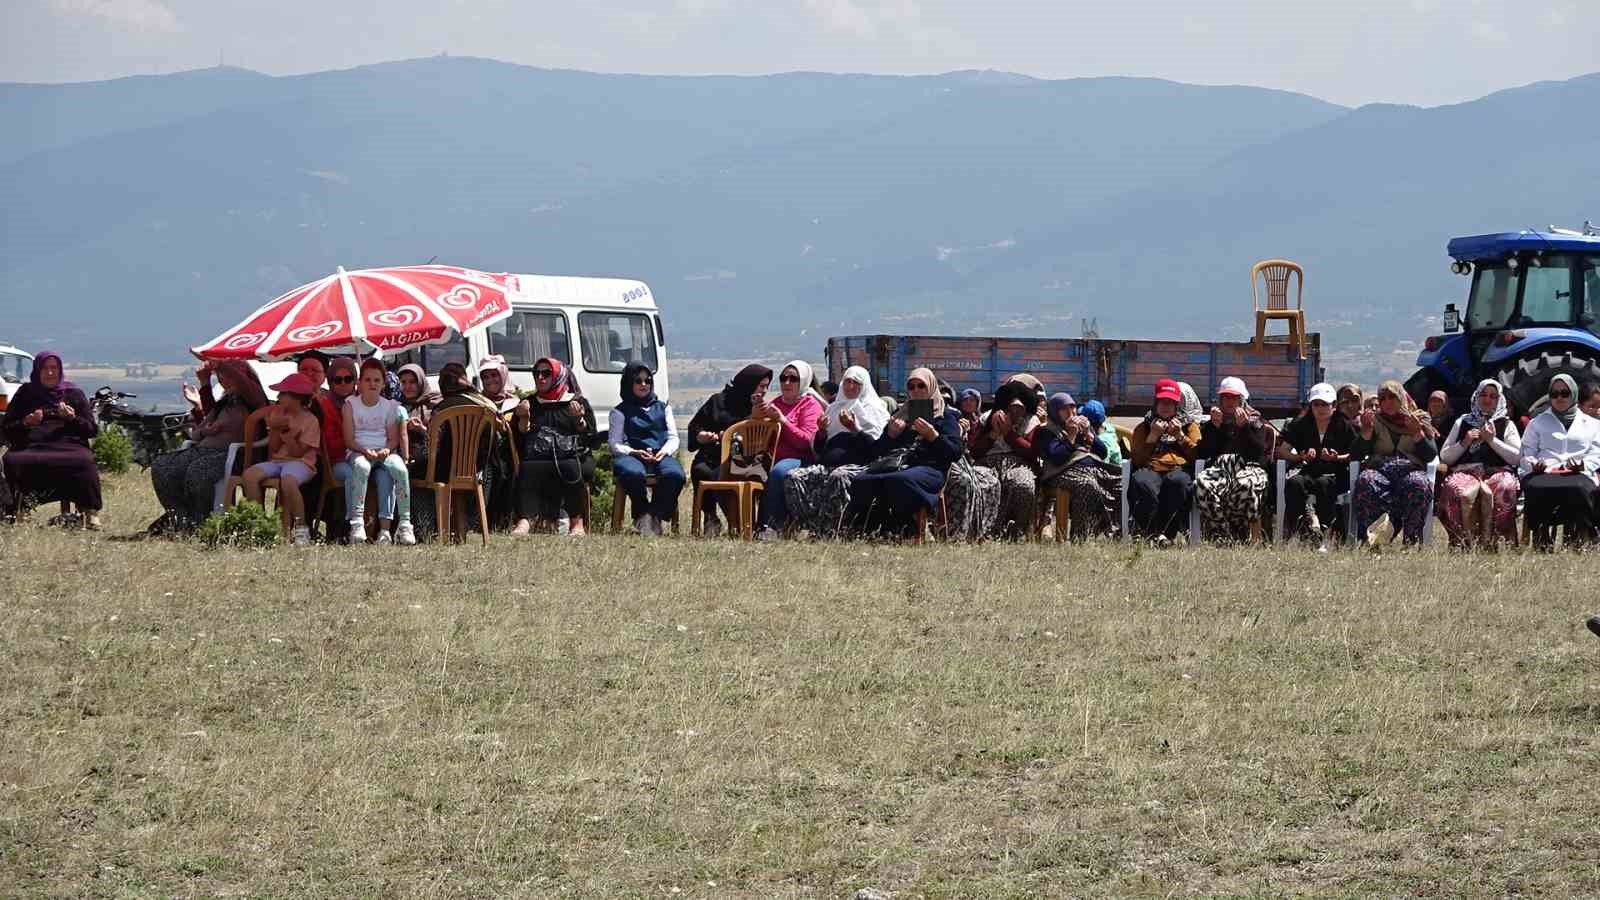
[{"x1": 826, "y1": 333, "x2": 1324, "y2": 418}]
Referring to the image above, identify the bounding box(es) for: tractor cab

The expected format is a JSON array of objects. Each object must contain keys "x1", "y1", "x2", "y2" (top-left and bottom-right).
[{"x1": 1410, "y1": 227, "x2": 1600, "y2": 415}]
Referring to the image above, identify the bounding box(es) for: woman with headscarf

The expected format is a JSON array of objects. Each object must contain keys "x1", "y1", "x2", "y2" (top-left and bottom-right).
[
  {"x1": 752, "y1": 359, "x2": 825, "y2": 540},
  {"x1": 782, "y1": 365, "x2": 887, "y2": 537},
  {"x1": 610, "y1": 362, "x2": 682, "y2": 537},
  {"x1": 1128, "y1": 378, "x2": 1202, "y2": 545},
  {"x1": 1518, "y1": 374, "x2": 1600, "y2": 550},
  {"x1": 2, "y1": 352, "x2": 101, "y2": 526},
  {"x1": 969, "y1": 378, "x2": 1043, "y2": 538},
  {"x1": 149, "y1": 359, "x2": 269, "y2": 533},
  {"x1": 842, "y1": 367, "x2": 963, "y2": 538},
  {"x1": 396, "y1": 363, "x2": 442, "y2": 479},
  {"x1": 1438, "y1": 378, "x2": 1522, "y2": 548},
  {"x1": 476, "y1": 354, "x2": 517, "y2": 411},
  {"x1": 1194, "y1": 376, "x2": 1271, "y2": 542},
  {"x1": 416, "y1": 361, "x2": 511, "y2": 538},
  {"x1": 512, "y1": 357, "x2": 597, "y2": 536},
  {"x1": 1350, "y1": 380, "x2": 1439, "y2": 545},
  {"x1": 685, "y1": 364, "x2": 772, "y2": 537},
  {"x1": 1038, "y1": 392, "x2": 1121, "y2": 541}
]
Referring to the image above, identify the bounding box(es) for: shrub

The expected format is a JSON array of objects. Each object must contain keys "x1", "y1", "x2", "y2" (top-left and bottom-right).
[
  {"x1": 92, "y1": 425, "x2": 134, "y2": 474},
  {"x1": 197, "y1": 501, "x2": 281, "y2": 549},
  {"x1": 590, "y1": 447, "x2": 615, "y2": 530}
]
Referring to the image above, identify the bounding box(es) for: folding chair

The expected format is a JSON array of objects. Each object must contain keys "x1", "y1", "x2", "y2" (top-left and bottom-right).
[{"x1": 691, "y1": 418, "x2": 781, "y2": 539}]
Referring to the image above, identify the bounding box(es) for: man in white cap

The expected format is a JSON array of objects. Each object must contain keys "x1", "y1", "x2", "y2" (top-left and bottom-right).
[{"x1": 1278, "y1": 381, "x2": 1357, "y2": 541}]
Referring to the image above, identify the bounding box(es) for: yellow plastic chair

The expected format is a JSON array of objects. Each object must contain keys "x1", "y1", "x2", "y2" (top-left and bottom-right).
[
  {"x1": 691, "y1": 418, "x2": 781, "y2": 539},
  {"x1": 1252, "y1": 259, "x2": 1307, "y2": 359}
]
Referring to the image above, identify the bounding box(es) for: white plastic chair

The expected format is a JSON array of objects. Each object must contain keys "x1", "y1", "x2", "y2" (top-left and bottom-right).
[
  {"x1": 1189, "y1": 458, "x2": 1206, "y2": 544},
  {"x1": 1119, "y1": 461, "x2": 1132, "y2": 543}
]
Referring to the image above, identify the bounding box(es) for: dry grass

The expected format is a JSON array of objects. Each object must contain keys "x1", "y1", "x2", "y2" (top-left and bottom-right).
[{"x1": 3, "y1": 472, "x2": 1600, "y2": 898}]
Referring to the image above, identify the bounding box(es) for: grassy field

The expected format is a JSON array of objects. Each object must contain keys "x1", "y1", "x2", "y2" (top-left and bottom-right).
[{"x1": 4, "y1": 473, "x2": 1600, "y2": 898}]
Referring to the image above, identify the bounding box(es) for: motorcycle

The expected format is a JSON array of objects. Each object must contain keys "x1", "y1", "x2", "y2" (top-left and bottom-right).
[{"x1": 91, "y1": 387, "x2": 192, "y2": 468}]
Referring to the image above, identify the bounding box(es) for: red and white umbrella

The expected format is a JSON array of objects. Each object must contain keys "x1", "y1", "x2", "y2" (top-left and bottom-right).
[{"x1": 192, "y1": 264, "x2": 517, "y2": 360}]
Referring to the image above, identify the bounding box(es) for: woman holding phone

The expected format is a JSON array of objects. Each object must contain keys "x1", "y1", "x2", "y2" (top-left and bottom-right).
[
  {"x1": 752, "y1": 360, "x2": 824, "y2": 540},
  {"x1": 843, "y1": 367, "x2": 963, "y2": 539}
]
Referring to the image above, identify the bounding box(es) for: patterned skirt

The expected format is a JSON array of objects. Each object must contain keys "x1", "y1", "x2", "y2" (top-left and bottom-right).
[
  {"x1": 1195, "y1": 454, "x2": 1268, "y2": 541},
  {"x1": 942, "y1": 457, "x2": 1000, "y2": 541},
  {"x1": 1043, "y1": 464, "x2": 1122, "y2": 541},
  {"x1": 783, "y1": 464, "x2": 865, "y2": 538}
]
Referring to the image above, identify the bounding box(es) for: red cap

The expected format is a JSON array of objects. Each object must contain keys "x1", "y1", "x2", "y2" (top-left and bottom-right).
[
  {"x1": 1154, "y1": 378, "x2": 1182, "y2": 403},
  {"x1": 270, "y1": 372, "x2": 320, "y2": 397}
]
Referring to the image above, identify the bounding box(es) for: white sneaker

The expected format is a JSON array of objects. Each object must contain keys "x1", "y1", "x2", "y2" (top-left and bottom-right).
[
  {"x1": 1366, "y1": 513, "x2": 1395, "y2": 548},
  {"x1": 395, "y1": 523, "x2": 417, "y2": 545},
  {"x1": 374, "y1": 529, "x2": 392, "y2": 545},
  {"x1": 348, "y1": 518, "x2": 368, "y2": 544},
  {"x1": 291, "y1": 525, "x2": 312, "y2": 547}
]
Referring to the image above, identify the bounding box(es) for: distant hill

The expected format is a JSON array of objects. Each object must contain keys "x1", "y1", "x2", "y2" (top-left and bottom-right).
[{"x1": 2, "y1": 57, "x2": 1592, "y2": 363}]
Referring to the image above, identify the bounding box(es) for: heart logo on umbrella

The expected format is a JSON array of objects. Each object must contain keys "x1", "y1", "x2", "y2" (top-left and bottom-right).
[
  {"x1": 368, "y1": 306, "x2": 423, "y2": 329},
  {"x1": 222, "y1": 332, "x2": 267, "y2": 350},
  {"x1": 287, "y1": 321, "x2": 343, "y2": 344},
  {"x1": 436, "y1": 285, "x2": 480, "y2": 309}
]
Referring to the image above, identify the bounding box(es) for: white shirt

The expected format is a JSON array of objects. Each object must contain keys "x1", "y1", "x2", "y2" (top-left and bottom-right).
[
  {"x1": 1517, "y1": 408, "x2": 1600, "y2": 479},
  {"x1": 348, "y1": 395, "x2": 400, "y2": 453},
  {"x1": 608, "y1": 405, "x2": 680, "y2": 458}
]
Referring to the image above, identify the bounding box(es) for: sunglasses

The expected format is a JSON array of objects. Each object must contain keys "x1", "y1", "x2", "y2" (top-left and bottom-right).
[
  {"x1": 330, "y1": 375, "x2": 356, "y2": 385},
  {"x1": 778, "y1": 374, "x2": 800, "y2": 384},
  {"x1": 534, "y1": 370, "x2": 554, "y2": 378},
  {"x1": 906, "y1": 380, "x2": 927, "y2": 390},
  {"x1": 633, "y1": 377, "x2": 654, "y2": 385},
  {"x1": 1550, "y1": 390, "x2": 1572, "y2": 399}
]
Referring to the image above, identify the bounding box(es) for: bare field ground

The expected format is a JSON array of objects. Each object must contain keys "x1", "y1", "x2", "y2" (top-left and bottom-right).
[{"x1": 3, "y1": 473, "x2": 1600, "y2": 897}]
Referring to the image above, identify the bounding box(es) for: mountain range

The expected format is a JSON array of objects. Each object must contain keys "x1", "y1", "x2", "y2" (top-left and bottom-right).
[{"x1": 3, "y1": 57, "x2": 1597, "y2": 362}]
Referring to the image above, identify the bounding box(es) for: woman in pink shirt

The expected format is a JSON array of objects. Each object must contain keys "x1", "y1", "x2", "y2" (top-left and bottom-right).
[{"x1": 755, "y1": 359, "x2": 824, "y2": 540}]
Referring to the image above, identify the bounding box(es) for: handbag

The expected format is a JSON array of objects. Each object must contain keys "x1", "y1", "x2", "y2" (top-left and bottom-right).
[
  {"x1": 528, "y1": 425, "x2": 582, "y2": 460},
  {"x1": 721, "y1": 433, "x2": 772, "y2": 482},
  {"x1": 863, "y1": 446, "x2": 912, "y2": 475}
]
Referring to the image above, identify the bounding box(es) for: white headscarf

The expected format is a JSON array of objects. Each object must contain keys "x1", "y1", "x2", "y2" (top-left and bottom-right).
[
  {"x1": 1462, "y1": 377, "x2": 1507, "y2": 428},
  {"x1": 1176, "y1": 382, "x2": 1205, "y2": 423},
  {"x1": 824, "y1": 366, "x2": 889, "y2": 439},
  {"x1": 779, "y1": 359, "x2": 827, "y2": 407}
]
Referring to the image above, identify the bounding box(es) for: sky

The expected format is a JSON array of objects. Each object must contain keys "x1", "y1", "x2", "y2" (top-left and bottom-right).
[{"x1": 2, "y1": 0, "x2": 1595, "y2": 106}]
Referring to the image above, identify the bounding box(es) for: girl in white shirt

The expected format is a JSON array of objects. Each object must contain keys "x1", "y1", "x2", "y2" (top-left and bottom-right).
[{"x1": 340, "y1": 358, "x2": 414, "y2": 545}]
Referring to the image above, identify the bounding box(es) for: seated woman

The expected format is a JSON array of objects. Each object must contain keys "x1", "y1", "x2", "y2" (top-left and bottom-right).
[
  {"x1": 610, "y1": 363, "x2": 683, "y2": 537},
  {"x1": 513, "y1": 358, "x2": 596, "y2": 536},
  {"x1": 955, "y1": 389, "x2": 983, "y2": 439},
  {"x1": 1438, "y1": 378, "x2": 1521, "y2": 548},
  {"x1": 150, "y1": 359, "x2": 268, "y2": 533},
  {"x1": 1128, "y1": 379, "x2": 1201, "y2": 545},
  {"x1": 784, "y1": 365, "x2": 888, "y2": 537},
  {"x1": 242, "y1": 373, "x2": 322, "y2": 546},
  {"x1": 1518, "y1": 374, "x2": 1600, "y2": 551},
  {"x1": 1194, "y1": 376, "x2": 1271, "y2": 542},
  {"x1": 1337, "y1": 384, "x2": 1364, "y2": 424},
  {"x1": 939, "y1": 388, "x2": 1002, "y2": 541},
  {"x1": 476, "y1": 354, "x2": 518, "y2": 412},
  {"x1": 1279, "y1": 383, "x2": 1356, "y2": 540},
  {"x1": 753, "y1": 360, "x2": 824, "y2": 540},
  {"x1": 843, "y1": 367, "x2": 963, "y2": 539},
  {"x1": 1038, "y1": 393, "x2": 1121, "y2": 541},
  {"x1": 1351, "y1": 380, "x2": 1438, "y2": 545},
  {"x1": 420, "y1": 362, "x2": 510, "y2": 537},
  {"x1": 2, "y1": 352, "x2": 102, "y2": 527},
  {"x1": 685, "y1": 364, "x2": 772, "y2": 537},
  {"x1": 397, "y1": 363, "x2": 441, "y2": 481},
  {"x1": 970, "y1": 379, "x2": 1042, "y2": 538},
  {"x1": 1582, "y1": 382, "x2": 1600, "y2": 419}
]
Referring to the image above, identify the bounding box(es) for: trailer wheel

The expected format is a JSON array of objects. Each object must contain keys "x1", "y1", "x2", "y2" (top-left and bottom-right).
[{"x1": 1497, "y1": 350, "x2": 1600, "y2": 418}]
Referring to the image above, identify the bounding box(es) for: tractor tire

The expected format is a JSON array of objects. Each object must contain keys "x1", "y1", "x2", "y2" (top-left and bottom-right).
[
  {"x1": 1496, "y1": 350, "x2": 1600, "y2": 418},
  {"x1": 1403, "y1": 367, "x2": 1447, "y2": 411}
]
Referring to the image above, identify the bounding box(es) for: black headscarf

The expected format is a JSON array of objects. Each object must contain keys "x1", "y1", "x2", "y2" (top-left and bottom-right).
[
  {"x1": 721, "y1": 364, "x2": 773, "y2": 420},
  {"x1": 617, "y1": 363, "x2": 658, "y2": 412}
]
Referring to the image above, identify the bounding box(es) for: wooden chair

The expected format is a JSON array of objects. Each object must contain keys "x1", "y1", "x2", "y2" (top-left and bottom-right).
[
  {"x1": 1037, "y1": 485, "x2": 1074, "y2": 543},
  {"x1": 1251, "y1": 259, "x2": 1307, "y2": 360},
  {"x1": 691, "y1": 418, "x2": 781, "y2": 539},
  {"x1": 412, "y1": 404, "x2": 499, "y2": 546},
  {"x1": 610, "y1": 471, "x2": 682, "y2": 535},
  {"x1": 911, "y1": 491, "x2": 949, "y2": 545}
]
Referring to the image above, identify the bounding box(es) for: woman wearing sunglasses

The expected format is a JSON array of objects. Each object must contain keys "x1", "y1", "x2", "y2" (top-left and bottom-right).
[
  {"x1": 1518, "y1": 374, "x2": 1600, "y2": 550},
  {"x1": 609, "y1": 363, "x2": 683, "y2": 536},
  {"x1": 511, "y1": 358, "x2": 596, "y2": 536},
  {"x1": 842, "y1": 367, "x2": 963, "y2": 539},
  {"x1": 751, "y1": 360, "x2": 824, "y2": 540}
]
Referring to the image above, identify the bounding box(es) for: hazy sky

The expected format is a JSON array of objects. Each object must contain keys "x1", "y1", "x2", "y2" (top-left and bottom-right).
[{"x1": 3, "y1": 0, "x2": 1595, "y2": 106}]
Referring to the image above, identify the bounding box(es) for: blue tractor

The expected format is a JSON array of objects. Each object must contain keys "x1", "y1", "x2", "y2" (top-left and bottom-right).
[{"x1": 1407, "y1": 226, "x2": 1600, "y2": 417}]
